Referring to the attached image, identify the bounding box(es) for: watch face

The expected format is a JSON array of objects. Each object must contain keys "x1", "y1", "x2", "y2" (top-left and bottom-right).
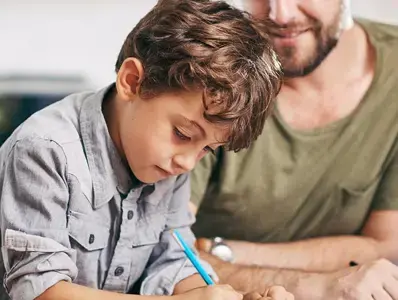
[{"x1": 211, "y1": 244, "x2": 233, "y2": 262}]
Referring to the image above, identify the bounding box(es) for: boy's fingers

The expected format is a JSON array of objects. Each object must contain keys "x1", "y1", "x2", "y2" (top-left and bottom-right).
[
  {"x1": 218, "y1": 284, "x2": 235, "y2": 291},
  {"x1": 264, "y1": 295, "x2": 294, "y2": 300},
  {"x1": 243, "y1": 292, "x2": 263, "y2": 300},
  {"x1": 265, "y1": 286, "x2": 294, "y2": 300}
]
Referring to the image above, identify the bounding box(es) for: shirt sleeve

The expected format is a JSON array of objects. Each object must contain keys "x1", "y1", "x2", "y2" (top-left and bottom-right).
[
  {"x1": 140, "y1": 173, "x2": 217, "y2": 296},
  {"x1": 190, "y1": 152, "x2": 218, "y2": 207},
  {"x1": 0, "y1": 138, "x2": 78, "y2": 300},
  {"x1": 373, "y1": 150, "x2": 398, "y2": 210}
]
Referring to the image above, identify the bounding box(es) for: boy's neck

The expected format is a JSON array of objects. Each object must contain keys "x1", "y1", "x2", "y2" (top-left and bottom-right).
[
  {"x1": 102, "y1": 85, "x2": 142, "y2": 188},
  {"x1": 102, "y1": 85, "x2": 122, "y2": 157}
]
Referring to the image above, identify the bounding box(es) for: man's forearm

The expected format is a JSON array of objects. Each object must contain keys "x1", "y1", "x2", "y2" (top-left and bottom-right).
[
  {"x1": 226, "y1": 235, "x2": 381, "y2": 272},
  {"x1": 200, "y1": 251, "x2": 328, "y2": 300}
]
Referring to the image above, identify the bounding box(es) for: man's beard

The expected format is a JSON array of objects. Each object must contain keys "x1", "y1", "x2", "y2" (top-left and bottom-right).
[
  {"x1": 278, "y1": 28, "x2": 339, "y2": 78},
  {"x1": 268, "y1": 14, "x2": 342, "y2": 78}
]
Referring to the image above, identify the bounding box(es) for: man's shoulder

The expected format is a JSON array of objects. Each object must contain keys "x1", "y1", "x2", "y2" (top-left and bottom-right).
[
  {"x1": 359, "y1": 19, "x2": 398, "y2": 104},
  {"x1": 359, "y1": 19, "x2": 398, "y2": 47}
]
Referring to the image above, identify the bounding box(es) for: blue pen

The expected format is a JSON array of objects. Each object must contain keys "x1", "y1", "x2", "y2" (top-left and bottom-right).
[{"x1": 172, "y1": 230, "x2": 215, "y2": 285}]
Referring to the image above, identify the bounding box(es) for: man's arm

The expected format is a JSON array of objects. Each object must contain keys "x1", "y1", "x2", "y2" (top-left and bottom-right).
[
  {"x1": 199, "y1": 251, "x2": 327, "y2": 300},
  {"x1": 200, "y1": 251, "x2": 398, "y2": 300},
  {"x1": 209, "y1": 236, "x2": 380, "y2": 272},
  {"x1": 192, "y1": 203, "x2": 398, "y2": 272}
]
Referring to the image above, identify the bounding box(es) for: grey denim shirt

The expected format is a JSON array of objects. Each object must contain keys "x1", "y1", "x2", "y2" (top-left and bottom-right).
[{"x1": 0, "y1": 85, "x2": 215, "y2": 300}]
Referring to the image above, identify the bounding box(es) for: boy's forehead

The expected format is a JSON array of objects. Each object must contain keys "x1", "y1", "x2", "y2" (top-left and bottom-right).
[
  {"x1": 165, "y1": 90, "x2": 231, "y2": 144},
  {"x1": 179, "y1": 111, "x2": 230, "y2": 145}
]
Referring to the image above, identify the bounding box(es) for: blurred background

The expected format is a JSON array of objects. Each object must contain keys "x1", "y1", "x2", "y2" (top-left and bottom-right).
[{"x1": 0, "y1": 0, "x2": 397, "y2": 145}]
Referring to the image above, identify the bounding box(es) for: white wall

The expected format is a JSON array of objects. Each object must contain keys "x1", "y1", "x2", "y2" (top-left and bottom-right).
[
  {"x1": 0, "y1": 1, "x2": 157, "y2": 88},
  {"x1": 350, "y1": 0, "x2": 398, "y2": 24},
  {"x1": 1, "y1": 0, "x2": 397, "y2": 89}
]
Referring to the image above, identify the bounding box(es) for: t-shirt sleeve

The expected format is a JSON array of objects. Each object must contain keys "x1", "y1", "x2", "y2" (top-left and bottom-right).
[
  {"x1": 373, "y1": 150, "x2": 398, "y2": 210},
  {"x1": 190, "y1": 152, "x2": 218, "y2": 207}
]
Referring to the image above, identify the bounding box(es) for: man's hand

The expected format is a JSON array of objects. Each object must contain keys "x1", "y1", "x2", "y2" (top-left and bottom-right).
[
  {"x1": 244, "y1": 286, "x2": 294, "y2": 300},
  {"x1": 325, "y1": 259, "x2": 398, "y2": 299}
]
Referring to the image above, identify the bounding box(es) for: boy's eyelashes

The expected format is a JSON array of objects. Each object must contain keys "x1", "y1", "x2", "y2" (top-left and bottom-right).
[
  {"x1": 173, "y1": 127, "x2": 216, "y2": 155},
  {"x1": 174, "y1": 127, "x2": 191, "y2": 141}
]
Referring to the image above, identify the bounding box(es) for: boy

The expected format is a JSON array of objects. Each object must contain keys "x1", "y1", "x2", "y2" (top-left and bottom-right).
[{"x1": 0, "y1": 0, "x2": 289, "y2": 299}]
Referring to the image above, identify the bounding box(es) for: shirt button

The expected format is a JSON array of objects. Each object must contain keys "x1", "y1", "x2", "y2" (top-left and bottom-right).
[
  {"x1": 127, "y1": 210, "x2": 134, "y2": 220},
  {"x1": 89, "y1": 234, "x2": 95, "y2": 244},
  {"x1": 114, "y1": 266, "x2": 124, "y2": 276}
]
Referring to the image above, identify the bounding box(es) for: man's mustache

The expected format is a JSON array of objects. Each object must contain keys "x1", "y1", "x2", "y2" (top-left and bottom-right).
[{"x1": 261, "y1": 17, "x2": 321, "y2": 35}]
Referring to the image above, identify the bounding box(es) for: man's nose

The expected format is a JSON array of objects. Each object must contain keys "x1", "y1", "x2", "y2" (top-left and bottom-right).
[{"x1": 268, "y1": 0, "x2": 298, "y2": 25}]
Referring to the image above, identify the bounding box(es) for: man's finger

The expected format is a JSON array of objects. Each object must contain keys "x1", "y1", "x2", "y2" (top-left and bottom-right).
[
  {"x1": 384, "y1": 276, "x2": 398, "y2": 300},
  {"x1": 372, "y1": 287, "x2": 394, "y2": 300}
]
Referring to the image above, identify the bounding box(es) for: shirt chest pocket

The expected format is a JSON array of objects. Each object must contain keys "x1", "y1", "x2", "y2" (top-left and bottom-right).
[
  {"x1": 322, "y1": 176, "x2": 381, "y2": 235},
  {"x1": 67, "y1": 211, "x2": 110, "y2": 286},
  {"x1": 68, "y1": 213, "x2": 109, "y2": 250}
]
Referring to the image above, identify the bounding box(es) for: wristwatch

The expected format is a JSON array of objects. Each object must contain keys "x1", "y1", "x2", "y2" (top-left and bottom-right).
[{"x1": 209, "y1": 237, "x2": 234, "y2": 262}]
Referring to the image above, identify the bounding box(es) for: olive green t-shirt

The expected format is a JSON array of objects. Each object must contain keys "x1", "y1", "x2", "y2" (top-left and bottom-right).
[{"x1": 191, "y1": 19, "x2": 398, "y2": 243}]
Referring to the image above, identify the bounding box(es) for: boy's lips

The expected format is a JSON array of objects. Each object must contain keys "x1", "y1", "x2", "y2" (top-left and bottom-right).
[{"x1": 156, "y1": 166, "x2": 175, "y2": 177}]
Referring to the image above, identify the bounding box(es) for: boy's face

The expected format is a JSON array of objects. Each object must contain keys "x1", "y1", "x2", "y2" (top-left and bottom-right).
[
  {"x1": 117, "y1": 89, "x2": 226, "y2": 184},
  {"x1": 245, "y1": 0, "x2": 343, "y2": 77}
]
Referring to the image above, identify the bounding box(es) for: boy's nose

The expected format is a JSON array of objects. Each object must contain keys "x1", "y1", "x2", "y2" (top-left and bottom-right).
[
  {"x1": 268, "y1": 0, "x2": 298, "y2": 25},
  {"x1": 172, "y1": 152, "x2": 197, "y2": 173}
]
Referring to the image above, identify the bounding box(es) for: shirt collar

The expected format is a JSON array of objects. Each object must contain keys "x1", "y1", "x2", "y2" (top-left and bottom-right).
[{"x1": 79, "y1": 83, "x2": 140, "y2": 208}]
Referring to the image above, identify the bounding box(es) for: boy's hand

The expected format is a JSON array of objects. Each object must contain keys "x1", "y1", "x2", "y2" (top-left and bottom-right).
[
  {"x1": 244, "y1": 286, "x2": 294, "y2": 300},
  {"x1": 175, "y1": 284, "x2": 243, "y2": 300}
]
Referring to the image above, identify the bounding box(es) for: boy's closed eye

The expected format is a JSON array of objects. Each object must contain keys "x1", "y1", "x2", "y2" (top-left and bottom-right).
[{"x1": 173, "y1": 127, "x2": 216, "y2": 155}]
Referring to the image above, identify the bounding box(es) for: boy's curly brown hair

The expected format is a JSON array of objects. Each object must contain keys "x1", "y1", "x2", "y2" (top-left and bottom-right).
[{"x1": 116, "y1": 0, "x2": 282, "y2": 152}]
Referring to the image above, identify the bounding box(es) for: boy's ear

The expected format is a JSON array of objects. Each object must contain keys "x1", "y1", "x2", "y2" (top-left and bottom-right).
[{"x1": 116, "y1": 57, "x2": 144, "y2": 101}]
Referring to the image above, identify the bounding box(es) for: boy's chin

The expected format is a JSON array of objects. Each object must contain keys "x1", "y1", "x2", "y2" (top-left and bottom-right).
[
  {"x1": 133, "y1": 168, "x2": 171, "y2": 184},
  {"x1": 133, "y1": 173, "x2": 156, "y2": 185}
]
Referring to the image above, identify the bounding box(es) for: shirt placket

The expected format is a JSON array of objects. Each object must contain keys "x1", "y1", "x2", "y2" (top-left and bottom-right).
[{"x1": 102, "y1": 188, "x2": 142, "y2": 292}]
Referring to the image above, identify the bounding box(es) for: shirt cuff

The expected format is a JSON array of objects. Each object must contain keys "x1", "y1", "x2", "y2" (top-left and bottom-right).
[
  {"x1": 8, "y1": 272, "x2": 72, "y2": 300},
  {"x1": 3, "y1": 230, "x2": 78, "y2": 300}
]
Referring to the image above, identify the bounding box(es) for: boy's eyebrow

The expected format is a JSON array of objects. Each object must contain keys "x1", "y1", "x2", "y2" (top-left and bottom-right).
[{"x1": 181, "y1": 116, "x2": 206, "y2": 138}]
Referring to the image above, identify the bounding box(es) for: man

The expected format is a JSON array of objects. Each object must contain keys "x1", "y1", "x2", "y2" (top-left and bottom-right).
[{"x1": 190, "y1": 0, "x2": 398, "y2": 299}]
